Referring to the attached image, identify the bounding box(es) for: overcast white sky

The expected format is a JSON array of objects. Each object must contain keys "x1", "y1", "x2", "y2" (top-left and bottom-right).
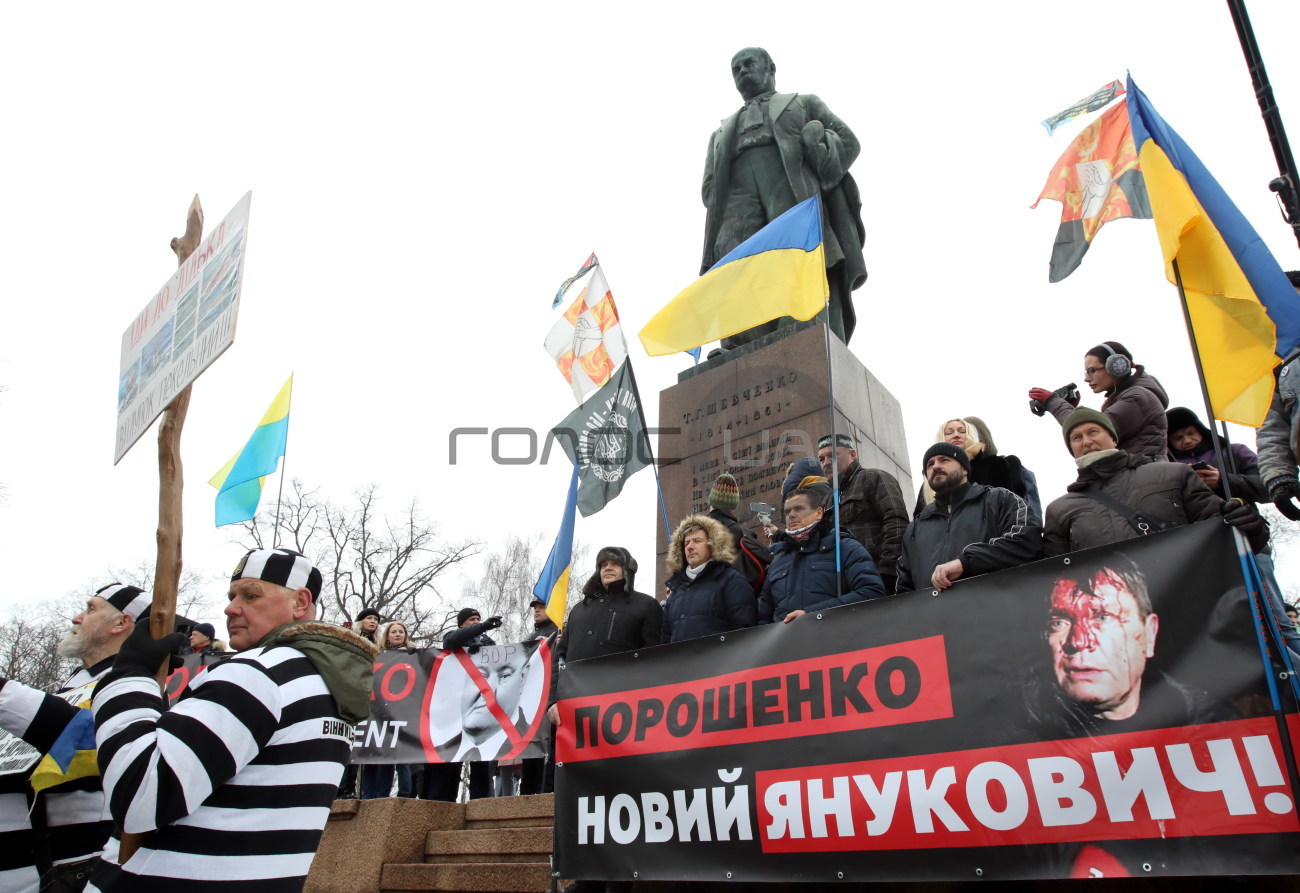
[{"x1": 2, "y1": 2, "x2": 1298, "y2": 626}]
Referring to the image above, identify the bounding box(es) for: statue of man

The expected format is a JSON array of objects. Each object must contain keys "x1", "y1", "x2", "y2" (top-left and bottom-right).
[{"x1": 702, "y1": 48, "x2": 867, "y2": 349}]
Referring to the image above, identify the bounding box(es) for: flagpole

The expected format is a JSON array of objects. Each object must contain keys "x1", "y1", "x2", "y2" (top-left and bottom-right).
[
  {"x1": 273, "y1": 412, "x2": 291, "y2": 549},
  {"x1": 1170, "y1": 259, "x2": 1235, "y2": 503},
  {"x1": 626, "y1": 362, "x2": 673, "y2": 541},
  {"x1": 820, "y1": 292, "x2": 843, "y2": 601}
]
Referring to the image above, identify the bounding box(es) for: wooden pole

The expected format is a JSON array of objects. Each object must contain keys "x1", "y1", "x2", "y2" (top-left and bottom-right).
[
  {"x1": 150, "y1": 194, "x2": 203, "y2": 662},
  {"x1": 119, "y1": 196, "x2": 203, "y2": 867}
]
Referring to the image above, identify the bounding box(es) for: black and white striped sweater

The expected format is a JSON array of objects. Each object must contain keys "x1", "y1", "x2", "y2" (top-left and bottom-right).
[
  {"x1": 0, "y1": 657, "x2": 115, "y2": 893},
  {"x1": 89, "y1": 632, "x2": 368, "y2": 892}
]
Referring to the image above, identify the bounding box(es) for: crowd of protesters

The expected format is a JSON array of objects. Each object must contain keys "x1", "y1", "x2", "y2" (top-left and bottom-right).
[{"x1": 6, "y1": 320, "x2": 1300, "y2": 891}]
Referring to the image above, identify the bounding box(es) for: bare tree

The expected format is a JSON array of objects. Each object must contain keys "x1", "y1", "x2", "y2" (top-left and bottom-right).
[
  {"x1": 101, "y1": 561, "x2": 221, "y2": 625},
  {"x1": 0, "y1": 570, "x2": 217, "y2": 692},
  {"x1": 455, "y1": 537, "x2": 590, "y2": 644},
  {"x1": 238, "y1": 480, "x2": 478, "y2": 640},
  {"x1": 0, "y1": 595, "x2": 81, "y2": 692}
]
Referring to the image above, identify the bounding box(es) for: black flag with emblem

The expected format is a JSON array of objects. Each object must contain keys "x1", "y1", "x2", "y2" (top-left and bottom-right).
[{"x1": 552, "y1": 362, "x2": 651, "y2": 516}]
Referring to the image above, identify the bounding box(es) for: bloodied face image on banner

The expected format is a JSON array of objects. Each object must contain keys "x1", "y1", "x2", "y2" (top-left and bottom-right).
[
  {"x1": 165, "y1": 638, "x2": 552, "y2": 764},
  {"x1": 553, "y1": 521, "x2": 1300, "y2": 882}
]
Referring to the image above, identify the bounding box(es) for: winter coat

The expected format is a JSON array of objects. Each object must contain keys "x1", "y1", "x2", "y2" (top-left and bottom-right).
[
  {"x1": 897, "y1": 482, "x2": 1042, "y2": 593},
  {"x1": 1257, "y1": 351, "x2": 1300, "y2": 492},
  {"x1": 663, "y1": 560, "x2": 757, "y2": 643},
  {"x1": 966, "y1": 415, "x2": 1042, "y2": 522},
  {"x1": 552, "y1": 547, "x2": 661, "y2": 673},
  {"x1": 1043, "y1": 451, "x2": 1224, "y2": 556},
  {"x1": 758, "y1": 519, "x2": 885, "y2": 623},
  {"x1": 529, "y1": 618, "x2": 560, "y2": 641},
  {"x1": 913, "y1": 451, "x2": 1028, "y2": 517},
  {"x1": 1047, "y1": 366, "x2": 1170, "y2": 462},
  {"x1": 837, "y1": 460, "x2": 908, "y2": 582},
  {"x1": 663, "y1": 514, "x2": 755, "y2": 643},
  {"x1": 443, "y1": 622, "x2": 497, "y2": 652},
  {"x1": 1166, "y1": 406, "x2": 1267, "y2": 503}
]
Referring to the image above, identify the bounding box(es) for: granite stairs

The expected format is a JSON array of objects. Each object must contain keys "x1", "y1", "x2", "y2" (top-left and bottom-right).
[{"x1": 306, "y1": 794, "x2": 555, "y2": 893}]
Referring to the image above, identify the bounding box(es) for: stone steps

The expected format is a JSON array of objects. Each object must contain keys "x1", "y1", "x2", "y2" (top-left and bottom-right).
[
  {"x1": 380, "y1": 861, "x2": 553, "y2": 893},
  {"x1": 308, "y1": 795, "x2": 556, "y2": 893},
  {"x1": 381, "y1": 795, "x2": 555, "y2": 893},
  {"x1": 425, "y1": 827, "x2": 553, "y2": 864}
]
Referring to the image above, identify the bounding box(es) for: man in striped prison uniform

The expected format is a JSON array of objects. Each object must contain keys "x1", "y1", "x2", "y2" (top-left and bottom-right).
[
  {"x1": 87, "y1": 549, "x2": 377, "y2": 892},
  {"x1": 0, "y1": 583, "x2": 150, "y2": 893}
]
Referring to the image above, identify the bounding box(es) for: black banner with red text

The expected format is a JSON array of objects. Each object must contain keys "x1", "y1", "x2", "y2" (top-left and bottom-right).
[
  {"x1": 167, "y1": 638, "x2": 552, "y2": 763},
  {"x1": 553, "y1": 521, "x2": 1300, "y2": 881}
]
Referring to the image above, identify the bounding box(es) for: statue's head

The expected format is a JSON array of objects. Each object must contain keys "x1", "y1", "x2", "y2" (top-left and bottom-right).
[{"x1": 731, "y1": 47, "x2": 775, "y2": 101}]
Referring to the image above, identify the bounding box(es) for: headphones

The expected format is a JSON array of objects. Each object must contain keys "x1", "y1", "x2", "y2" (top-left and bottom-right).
[{"x1": 1092, "y1": 343, "x2": 1132, "y2": 379}]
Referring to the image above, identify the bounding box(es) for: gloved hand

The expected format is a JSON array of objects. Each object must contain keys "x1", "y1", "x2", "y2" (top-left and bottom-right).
[
  {"x1": 1221, "y1": 498, "x2": 1271, "y2": 552},
  {"x1": 104, "y1": 613, "x2": 187, "y2": 682},
  {"x1": 484, "y1": 616, "x2": 503, "y2": 631},
  {"x1": 1269, "y1": 477, "x2": 1300, "y2": 521},
  {"x1": 1028, "y1": 388, "x2": 1055, "y2": 405}
]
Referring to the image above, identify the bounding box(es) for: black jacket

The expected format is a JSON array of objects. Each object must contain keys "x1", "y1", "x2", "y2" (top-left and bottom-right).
[
  {"x1": 553, "y1": 553, "x2": 662, "y2": 669},
  {"x1": 897, "y1": 482, "x2": 1042, "y2": 593},
  {"x1": 530, "y1": 618, "x2": 560, "y2": 640},
  {"x1": 663, "y1": 560, "x2": 756, "y2": 643},
  {"x1": 759, "y1": 520, "x2": 885, "y2": 623},
  {"x1": 442, "y1": 622, "x2": 497, "y2": 651}
]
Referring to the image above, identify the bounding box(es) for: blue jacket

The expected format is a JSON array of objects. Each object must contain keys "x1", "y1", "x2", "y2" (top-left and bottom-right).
[
  {"x1": 758, "y1": 522, "x2": 886, "y2": 623},
  {"x1": 662, "y1": 560, "x2": 757, "y2": 644}
]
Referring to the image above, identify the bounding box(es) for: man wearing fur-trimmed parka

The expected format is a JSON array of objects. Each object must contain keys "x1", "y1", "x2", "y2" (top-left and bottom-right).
[{"x1": 662, "y1": 515, "x2": 757, "y2": 643}]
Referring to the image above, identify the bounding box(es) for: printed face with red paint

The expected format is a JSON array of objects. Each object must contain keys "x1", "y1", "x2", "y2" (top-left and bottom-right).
[
  {"x1": 1046, "y1": 570, "x2": 1158, "y2": 720},
  {"x1": 462, "y1": 645, "x2": 530, "y2": 742}
]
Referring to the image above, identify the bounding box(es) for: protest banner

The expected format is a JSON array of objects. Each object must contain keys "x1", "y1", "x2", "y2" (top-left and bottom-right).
[
  {"x1": 165, "y1": 636, "x2": 552, "y2": 763},
  {"x1": 553, "y1": 520, "x2": 1300, "y2": 881},
  {"x1": 114, "y1": 191, "x2": 252, "y2": 464}
]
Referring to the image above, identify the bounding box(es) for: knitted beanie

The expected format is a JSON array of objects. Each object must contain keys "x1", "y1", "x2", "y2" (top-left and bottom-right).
[
  {"x1": 1061, "y1": 407, "x2": 1118, "y2": 451},
  {"x1": 922, "y1": 442, "x2": 971, "y2": 474},
  {"x1": 709, "y1": 473, "x2": 740, "y2": 511}
]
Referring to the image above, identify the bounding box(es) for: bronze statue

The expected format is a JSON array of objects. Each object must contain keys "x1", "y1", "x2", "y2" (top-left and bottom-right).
[{"x1": 701, "y1": 48, "x2": 866, "y2": 349}]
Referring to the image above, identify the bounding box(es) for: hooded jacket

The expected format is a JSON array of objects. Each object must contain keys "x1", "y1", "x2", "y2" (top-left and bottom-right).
[
  {"x1": 1258, "y1": 351, "x2": 1300, "y2": 491},
  {"x1": 897, "y1": 482, "x2": 1042, "y2": 593},
  {"x1": 758, "y1": 517, "x2": 885, "y2": 623},
  {"x1": 1043, "y1": 451, "x2": 1229, "y2": 556},
  {"x1": 260, "y1": 621, "x2": 379, "y2": 724},
  {"x1": 1048, "y1": 366, "x2": 1170, "y2": 462},
  {"x1": 552, "y1": 546, "x2": 661, "y2": 672},
  {"x1": 663, "y1": 515, "x2": 757, "y2": 643},
  {"x1": 1166, "y1": 406, "x2": 1267, "y2": 503}
]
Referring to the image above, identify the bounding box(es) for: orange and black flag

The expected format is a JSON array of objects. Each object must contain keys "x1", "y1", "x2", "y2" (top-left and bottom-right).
[{"x1": 1032, "y1": 101, "x2": 1152, "y2": 282}]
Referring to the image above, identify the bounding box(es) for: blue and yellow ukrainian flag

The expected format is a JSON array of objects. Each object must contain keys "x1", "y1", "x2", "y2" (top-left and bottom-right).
[
  {"x1": 1127, "y1": 76, "x2": 1300, "y2": 426},
  {"x1": 532, "y1": 462, "x2": 579, "y2": 629},
  {"x1": 209, "y1": 375, "x2": 293, "y2": 526},
  {"x1": 638, "y1": 195, "x2": 828, "y2": 356},
  {"x1": 30, "y1": 706, "x2": 98, "y2": 793}
]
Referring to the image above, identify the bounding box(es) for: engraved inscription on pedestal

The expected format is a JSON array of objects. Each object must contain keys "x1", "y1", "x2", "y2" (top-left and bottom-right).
[{"x1": 654, "y1": 326, "x2": 911, "y2": 593}]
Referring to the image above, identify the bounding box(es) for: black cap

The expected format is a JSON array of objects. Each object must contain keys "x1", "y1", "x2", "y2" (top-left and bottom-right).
[{"x1": 922, "y1": 442, "x2": 971, "y2": 474}]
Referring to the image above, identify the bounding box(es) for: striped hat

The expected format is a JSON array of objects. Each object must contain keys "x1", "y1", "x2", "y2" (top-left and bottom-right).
[
  {"x1": 231, "y1": 548, "x2": 323, "y2": 602},
  {"x1": 95, "y1": 583, "x2": 151, "y2": 620}
]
